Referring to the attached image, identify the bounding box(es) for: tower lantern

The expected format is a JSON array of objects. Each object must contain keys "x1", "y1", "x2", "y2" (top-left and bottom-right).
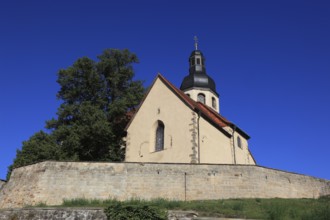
[{"x1": 180, "y1": 37, "x2": 220, "y2": 113}]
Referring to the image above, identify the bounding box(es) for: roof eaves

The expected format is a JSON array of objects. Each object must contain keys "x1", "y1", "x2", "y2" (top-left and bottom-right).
[
  {"x1": 194, "y1": 103, "x2": 232, "y2": 138},
  {"x1": 199, "y1": 103, "x2": 250, "y2": 140},
  {"x1": 198, "y1": 110, "x2": 232, "y2": 138}
]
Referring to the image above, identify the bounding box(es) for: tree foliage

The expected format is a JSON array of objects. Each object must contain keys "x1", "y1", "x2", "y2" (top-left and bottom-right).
[
  {"x1": 8, "y1": 49, "x2": 144, "y2": 179},
  {"x1": 7, "y1": 130, "x2": 61, "y2": 180}
]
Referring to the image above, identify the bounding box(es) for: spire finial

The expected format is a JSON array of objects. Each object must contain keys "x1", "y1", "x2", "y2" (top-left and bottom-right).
[{"x1": 194, "y1": 36, "x2": 198, "y2": 50}]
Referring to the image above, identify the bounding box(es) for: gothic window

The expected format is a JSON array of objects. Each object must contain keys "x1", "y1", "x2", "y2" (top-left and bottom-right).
[
  {"x1": 197, "y1": 58, "x2": 201, "y2": 65},
  {"x1": 212, "y1": 97, "x2": 216, "y2": 109},
  {"x1": 197, "y1": 93, "x2": 205, "y2": 104},
  {"x1": 237, "y1": 136, "x2": 242, "y2": 148},
  {"x1": 155, "y1": 121, "x2": 165, "y2": 151}
]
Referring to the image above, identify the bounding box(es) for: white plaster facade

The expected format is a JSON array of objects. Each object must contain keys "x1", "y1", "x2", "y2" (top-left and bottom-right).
[
  {"x1": 125, "y1": 75, "x2": 255, "y2": 165},
  {"x1": 125, "y1": 76, "x2": 197, "y2": 163}
]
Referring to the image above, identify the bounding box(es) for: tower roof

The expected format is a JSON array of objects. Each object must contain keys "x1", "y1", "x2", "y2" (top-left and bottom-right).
[
  {"x1": 180, "y1": 38, "x2": 218, "y2": 95},
  {"x1": 180, "y1": 69, "x2": 217, "y2": 95}
]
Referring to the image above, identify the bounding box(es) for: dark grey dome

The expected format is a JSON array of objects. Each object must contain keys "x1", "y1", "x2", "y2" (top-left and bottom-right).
[
  {"x1": 180, "y1": 49, "x2": 218, "y2": 95},
  {"x1": 180, "y1": 73, "x2": 217, "y2": 94}
]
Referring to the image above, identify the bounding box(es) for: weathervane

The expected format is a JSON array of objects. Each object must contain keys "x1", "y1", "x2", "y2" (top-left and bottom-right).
[{"x1": 194, "y1": 36, "x2": 198, "y2": 50}]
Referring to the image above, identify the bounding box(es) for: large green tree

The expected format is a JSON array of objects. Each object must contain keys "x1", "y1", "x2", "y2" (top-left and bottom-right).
[{"x1": 8, "y1": 49, "x2": 144, "y2": 179}]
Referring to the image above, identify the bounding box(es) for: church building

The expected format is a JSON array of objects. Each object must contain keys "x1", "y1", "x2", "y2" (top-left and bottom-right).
[{"x1": 125, "y1": 40, "x2": 256, "y2": 165}]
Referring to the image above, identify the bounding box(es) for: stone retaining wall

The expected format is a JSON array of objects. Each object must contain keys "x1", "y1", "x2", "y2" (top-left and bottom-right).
[{"x1": 0, "y1": 161, "x2": 329, "y2": 209}]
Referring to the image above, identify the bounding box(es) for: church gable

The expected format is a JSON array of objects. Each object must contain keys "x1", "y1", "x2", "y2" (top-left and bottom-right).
[
  {"x1": 125, "y1": 75, "x2": 200, "y2": 163},
  {"x1": 125, "y1": 74, "x2": 255, "y2": 165}
]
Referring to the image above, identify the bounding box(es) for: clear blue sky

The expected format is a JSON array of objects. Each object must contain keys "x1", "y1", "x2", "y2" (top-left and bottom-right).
[{"x1": 1, "y1": 0, "x2": 329, "y2": 181}]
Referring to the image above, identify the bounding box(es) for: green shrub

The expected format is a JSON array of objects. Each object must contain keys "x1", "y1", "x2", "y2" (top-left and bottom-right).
[{"x1": 105, "y1": 202, "x2": 167, "y2": 220}]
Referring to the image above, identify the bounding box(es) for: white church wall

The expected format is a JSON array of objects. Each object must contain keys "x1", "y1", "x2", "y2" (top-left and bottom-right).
[
  {"x1": 125, "y1": 78, "x2": 196, "y2": 163},
  {"x1": 198, "y1": 117, "x2": 233, "y2": 164},
  {"x1": 231, "y1": 132, "x2": 255, "y2": 165}
]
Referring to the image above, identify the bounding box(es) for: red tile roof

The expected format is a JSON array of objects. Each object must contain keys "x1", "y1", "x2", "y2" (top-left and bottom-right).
[
  {"x1": 195, "y1": 102, "x2": 230, "y2": 127},
  {"x1": 158, "y1": 74, "x2": 230, "y2": 125}
]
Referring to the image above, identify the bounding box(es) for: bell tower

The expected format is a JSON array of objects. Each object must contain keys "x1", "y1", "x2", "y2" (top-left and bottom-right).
[{"x1": 180, "y1": 37, "x2": 220, "y2": 113}]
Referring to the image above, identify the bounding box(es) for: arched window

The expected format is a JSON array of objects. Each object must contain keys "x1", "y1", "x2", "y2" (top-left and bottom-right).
[
  {"x1": 155, "y1": 121, "x2": 165, "y2": 151},
  {"x1": 197, "y1": 93, "x2": 205, "y2": 104},
  {"x1": 237, "y1": 136, "x2": 242, "y2": 148},
  {"x1": 212, "y1": 97, "x2": 216, "y2": 109}
]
